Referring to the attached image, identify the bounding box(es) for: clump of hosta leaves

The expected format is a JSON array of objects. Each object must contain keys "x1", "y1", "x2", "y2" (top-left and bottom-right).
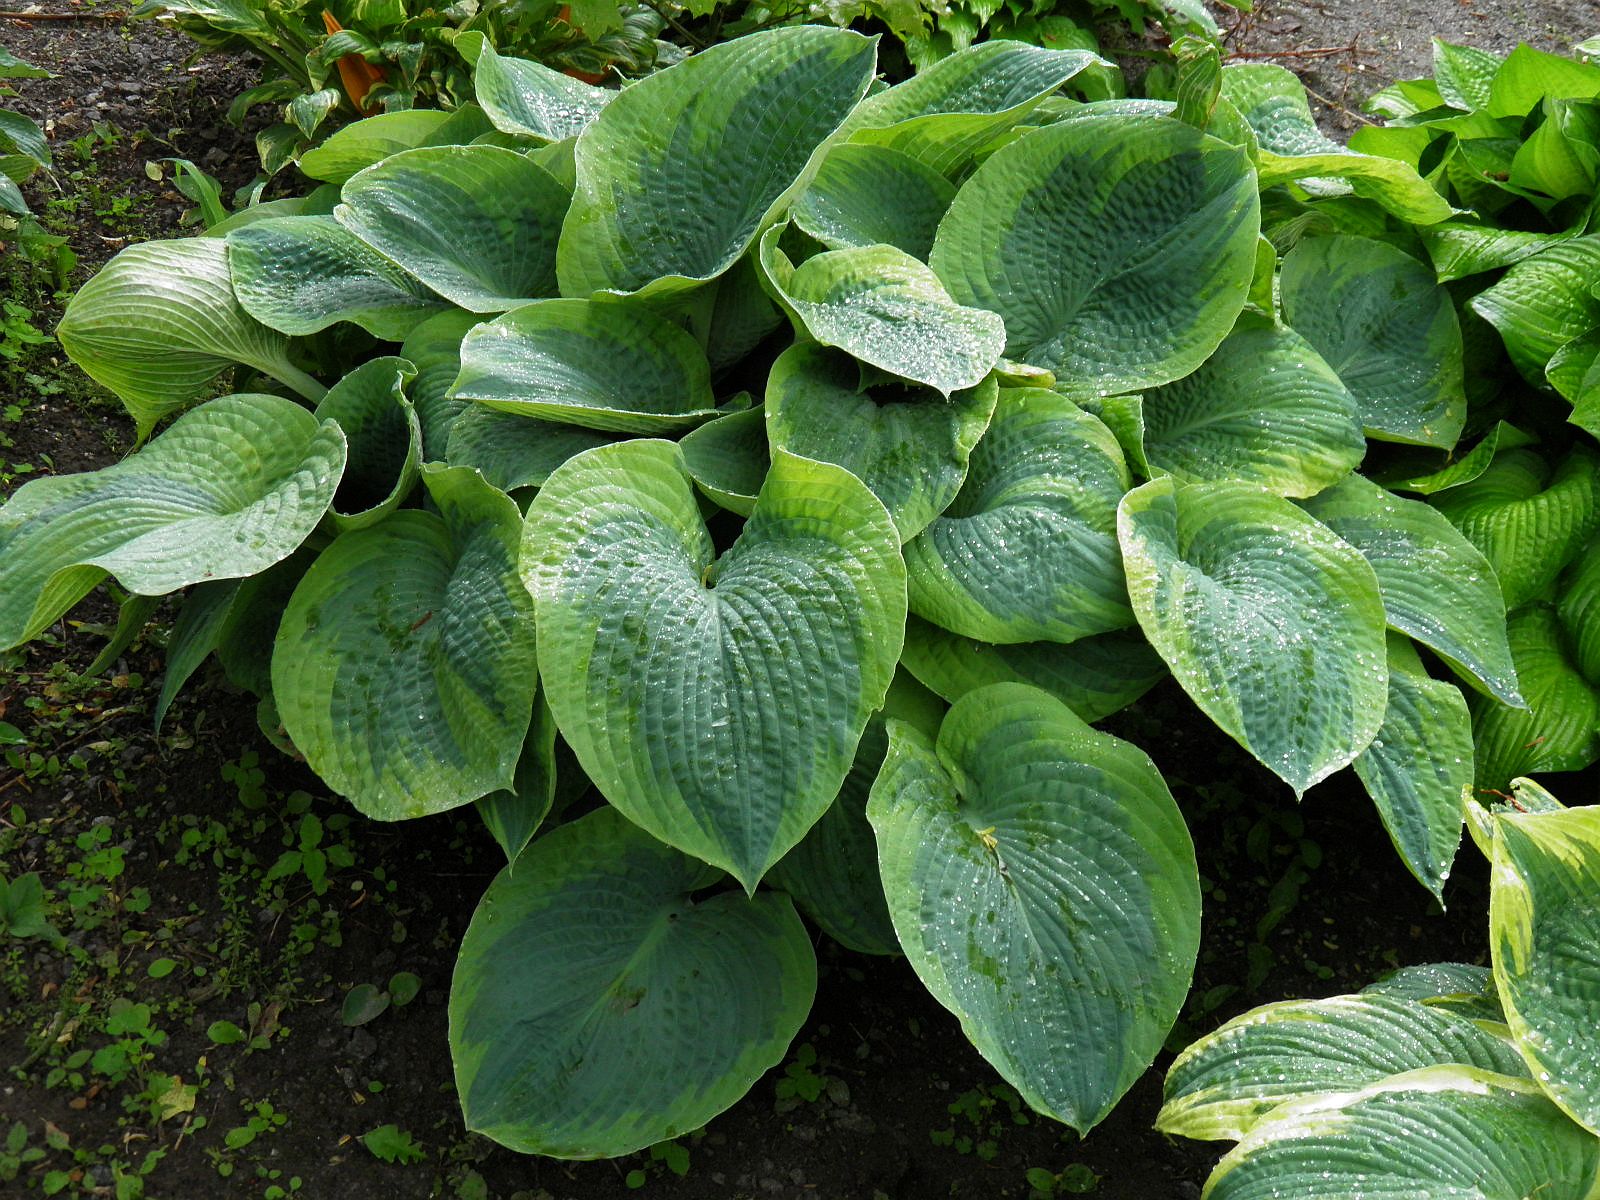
[
  {"x1": 5, "y1": 23, "x2": 1599, "y2": 1167},
  {"x1": 0, "y1": 48, "x2": 51, "y2": 218},
  {"x1": 1160, "y1": 781, "x2": 1600, "y2": 1200},
  {"x1": 133, "y1": 0, "x2": 677, "y2": 176}
]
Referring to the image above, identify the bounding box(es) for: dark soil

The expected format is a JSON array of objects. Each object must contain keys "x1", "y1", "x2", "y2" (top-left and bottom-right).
[
  {"x1": 1221, "y1": 0, "x2": 1581, "y2": 131},
  {"x1": 0, "y1": 2, "x2": 1594, "y2": 1198}
]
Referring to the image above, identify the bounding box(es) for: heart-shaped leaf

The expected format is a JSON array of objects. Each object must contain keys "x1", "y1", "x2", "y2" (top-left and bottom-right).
[
  {"x1": 450, "y1": 807, "x2": 816, "y2": 1158},
  {"x1": 762, "y1": 239, "x2": 1006, "y2": 395},
  {"x1": 1160, "y1": 992, "x2": 1528, "y2": 1143},
  {"x1": 1280, "y1": 234, "x2": 1466, "y2": 449},
  {"x1": 1140, "y1": 316, "x2": 1364, "y2": 498},
  {"x1": 904, "y1": 387, "x2": 1133, "y2": 644},
  {"x1": 1492, "y1": 804, "x2": 1600, "y2": 1134},
  {"x1": 1118, "y1": 477, "x2": 1389, "y2": 795},
  {"x1": 0, "y1": 395, "x2": 345, "y2": 651},
  {"x1": 899, "y1": 614, "x2": 1165, "y2": 724},
  {"x1": 765, "y1": 343, "x2": 998, "y2": 541},
  {"x1": 524, "y1": 440, "x2": 905, "y2": 889},
  {"x1": 930, "y1": 114, "x2": 1258, "y2": 392},
  {"x1": 337, "y1": 145, "x2": 570, "y2": 312},
  {"x1": 451, "y1": 298, "x2": 719, "y2": 433},
  {"x1": 867, "y1": 683, "x2": 1200, "y2": 1134},
  {"x1": 55, "y1": 239, "x2": 326, "y2": 437},
  {"x1": 226, "y1": 214, "x2": 445, "y2": 340},
  {"x1": 557, "y1": 26, "x2": 877, "y2": 299},
  {"x1": 1303, "y1": 472, "x2": 1522, "y2": 705},
  {"x1": 273, "y1": 465, "x2": 537, "y2": 819}
]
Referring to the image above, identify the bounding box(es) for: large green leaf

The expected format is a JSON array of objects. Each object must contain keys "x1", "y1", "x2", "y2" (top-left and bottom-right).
[
  {"x1": 225, "y1": 215, "x2": 445, "y2": 340},
  {"x1": 791, "y1": 143, "x2": 956, "y2": 259},
  {"x1": 557, "y1": 27, "x2": 877, "y2": 299},
  {"x1": 1160, "y1": 993, "x2": 1527, "y2": 1143},
  {"x1": 1118, "y1": 477, "x2": 1389, "y2": 795},
  {"x1": 1220, "y1": 63, "x2": 1453, "y2": 224},
  {"x1": 1302, "y1": 472, "x2": 1521, "y2": 705},
  {"x1": 1470, "y1": 606, "x2": 1600, "y2": 789},
  {"x1": 313, "y1": 358, "x2": 421, "y2": 532},
  {"x1": 1429, "y1": 447, "x2": 1600, "y2": 610},
  {"x1": 904, "y1": 387, "x2": 1133, "y2": 644},
  {"x1": 55, "y1": 239, "x2": 326, "y2": 437},
  {"x1": 867, "y1": 683, "x2": 1200, "y2": 1133},
  {"x1": 272, "y1": 465, "x2": 537, "y2": 819},
  {"x1": 1200, "y1": 1067, "x2": 1600, "y2": 1200},
  {"x1": 1139, "y1": 316, "x2": 1363, "y2": 498},
  {"x1": 765, "y1": 343, "x2": 997, "y2": 541},
  {"x1": 0, "y1": 395, "x2": 345, "y2": 651},
  {"x1": 843, "y1": 41, "x2": 1106, "y2": 177},
  {"x1": 456, "y1": 31, "x2": 611, "y2": 142},
  {"x1": 929, "y1": 115, "x2": 1258, "y2": 392},
  {"x1": 1470, "y1": 236, "x2": 1600, "y2": 382},
  {"x1": 451, "y1": 298, "x2": 718, "y2": 433},
  {"x1": 450, "y1": 807, "x2": 816, "y2": 1158},
  {"x1": 524, "y1": 441, "x2": 905, "y2": 889},
  {"x1": 762, "y1": 239, "x2": 1005, "y2": 395},
  {"x1": 1492, "y1": 804, "x2": 1600, "y2": 1135},
  {"x1": 1352, "y1": 637, "x2": 1472, "y2": 902},
  {"x1": 336, "y1": 146, "x2": 570, "y2": 313},
  {"x1": 1279, "y1": 234, "x2": 1466, "y2": 449},
  {"x1": 899, "y1": 614, "x2": 1165, "y2": 724}
]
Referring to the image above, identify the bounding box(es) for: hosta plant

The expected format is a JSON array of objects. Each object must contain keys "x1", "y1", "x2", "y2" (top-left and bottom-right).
[
  {"x1": 1160, "y1": 782, "x2": 1600, "y2": 1199},
  {"x1": 5, "y1": 25, "x2": 1599, "y2": 1164}
]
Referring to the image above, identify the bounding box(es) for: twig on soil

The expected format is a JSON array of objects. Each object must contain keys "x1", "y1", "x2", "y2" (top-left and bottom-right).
[
  {"x1": 1304, "y1": 81, "x2": 1378, "y2": 127},
  {"x1": 0, "y1": 10, "x2": 129, "y2": 19},
  {"x1": 1225, "y1": 43, "x2": 1359, "y2": 61}
]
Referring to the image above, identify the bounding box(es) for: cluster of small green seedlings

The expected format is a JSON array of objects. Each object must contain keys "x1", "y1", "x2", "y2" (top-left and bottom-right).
[{"x1": 0, "y1": 654, "x2": 440, "y2": 1199}]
